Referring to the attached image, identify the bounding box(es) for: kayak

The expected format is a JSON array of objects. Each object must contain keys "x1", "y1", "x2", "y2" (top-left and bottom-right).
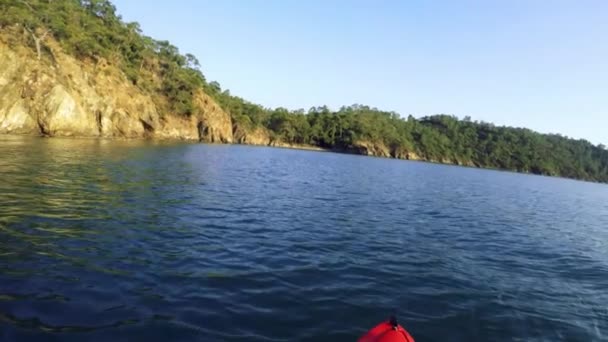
[{"x1": 358, "y1": 316, "x2": 415, "y2": 342}]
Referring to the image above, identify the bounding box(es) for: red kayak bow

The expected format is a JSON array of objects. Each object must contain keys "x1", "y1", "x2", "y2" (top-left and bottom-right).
[{"x1": 358, "y1": 316, "x2": 415, "y2": 342}]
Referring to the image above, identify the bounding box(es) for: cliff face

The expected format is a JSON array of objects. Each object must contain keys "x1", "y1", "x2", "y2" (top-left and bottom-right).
[
  {"x1": 233, "y1": 126, "x2": 272, "y2": 146},
  {"x1": 0, "y1": 33, "x2": 439, "y2": 164},
  {"x1": 0, "y1": 35, "x2": 233, "y2": 142}
]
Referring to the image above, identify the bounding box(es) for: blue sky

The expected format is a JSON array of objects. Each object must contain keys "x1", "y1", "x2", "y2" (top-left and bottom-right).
[{"x1": 113, "y1": 0, "x2": 607, "y2": 145}]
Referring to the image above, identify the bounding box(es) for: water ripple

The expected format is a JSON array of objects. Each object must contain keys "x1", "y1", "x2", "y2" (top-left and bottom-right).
[{"x1": 0, "y1": 136, "x2": 607, "y2": 341}]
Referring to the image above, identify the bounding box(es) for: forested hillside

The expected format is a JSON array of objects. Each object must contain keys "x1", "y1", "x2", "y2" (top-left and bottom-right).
[
  {"x1": 227, "y1": 102, "x2": 608, "y2": 182},
  {"x1": 1, "y1": 0, "x2": 607, "y2": 182}
]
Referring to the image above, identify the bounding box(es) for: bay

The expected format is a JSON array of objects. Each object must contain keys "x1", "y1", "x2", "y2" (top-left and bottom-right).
[{"x1": 0, "y1": 135, "x2": 607, "y2": 341}]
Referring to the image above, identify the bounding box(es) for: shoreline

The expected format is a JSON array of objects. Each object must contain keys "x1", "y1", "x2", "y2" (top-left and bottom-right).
[{"x1": 0, "y1": 133, "x2": 604, "y2": 185}]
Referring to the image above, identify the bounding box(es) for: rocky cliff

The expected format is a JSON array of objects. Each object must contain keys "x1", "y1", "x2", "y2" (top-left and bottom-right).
[
  {"x1": 233, "y1": 125, "x2": 272, "y2": 146},
  {"x1": 0, "y1": 32, "x2": 233, "y2": 142},
  {"x1": 0, "y1": 32, "x2": 460, "y2": 163}
]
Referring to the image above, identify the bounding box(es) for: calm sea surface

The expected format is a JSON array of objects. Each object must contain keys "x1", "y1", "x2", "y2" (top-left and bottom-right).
[{"x1": 0, "y1": 135, "x2": 607, "y2": 341}]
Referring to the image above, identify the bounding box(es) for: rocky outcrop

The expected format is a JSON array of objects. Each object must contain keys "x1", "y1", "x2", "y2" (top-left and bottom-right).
[
  {"x1": 268, "y1": 139, "x2": 325, "y2": 151},
  {"x1": 193, "y1": 92, "x2": 233, "y2": 143},
  {"x1": 0, "y1": 34, "x2": 233, "y2": 142},
  {"x1": 0, "y1": 33, "x2": 475, "y2": 167},
  {"x1": 349, "y1": 140, "x2": 391, "y2": 157},
  {"x1": 231, "y1": 124, "x2": 326, "y2": 151},
  {"x1": 233, "y1": 126, "x2": 272, "y2": 146},
  {"x1": 392, "y1": 147, "x2": 422, "y2": 161},
  {"x1": 347, "y1": 140, "x2": 423, "y2": 161}
]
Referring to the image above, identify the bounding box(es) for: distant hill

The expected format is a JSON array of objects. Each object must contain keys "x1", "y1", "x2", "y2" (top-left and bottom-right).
[{"x1": 1, "y1": 0, "x2": 607, "y2": 182}]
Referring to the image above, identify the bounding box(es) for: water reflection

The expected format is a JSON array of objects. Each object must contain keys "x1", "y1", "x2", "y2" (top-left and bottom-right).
[
  {"x1": 1, "y1": 135, "x2": 607, "y2": 341},
  {"x1": 0, "y1": 136, "x2": 204, "y2": 318}
]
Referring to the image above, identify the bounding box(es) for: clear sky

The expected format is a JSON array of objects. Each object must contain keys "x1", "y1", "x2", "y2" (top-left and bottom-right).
[{"x1": 113, "y1": 0, "x2": 607, "y2": 145}]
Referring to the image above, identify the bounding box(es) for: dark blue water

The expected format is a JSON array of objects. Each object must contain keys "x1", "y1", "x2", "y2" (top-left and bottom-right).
[{"x1": 1, "y1": 136, "x2": 607, "y2": 341}]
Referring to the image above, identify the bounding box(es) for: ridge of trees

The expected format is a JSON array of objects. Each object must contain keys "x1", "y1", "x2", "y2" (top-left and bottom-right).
[{"x1": 1, "y1": 0, "x2": 607, "y2": 182}]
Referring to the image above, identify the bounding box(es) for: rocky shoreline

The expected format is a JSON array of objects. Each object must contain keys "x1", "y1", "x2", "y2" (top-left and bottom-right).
[{"x1": 0, "y1": 33, "x2": 468, "y2": 167}]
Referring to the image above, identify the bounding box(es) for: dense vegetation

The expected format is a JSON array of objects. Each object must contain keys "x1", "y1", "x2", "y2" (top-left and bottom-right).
[
  {"x1": 226, "y1": 103, "x2": 608, "y2": 182},
  {"x1": 2, "y1": 0, "x2": 607, "y2": 182},
  {"x1": 1, "y1": 0, "x2": 205, "y2": 115}
]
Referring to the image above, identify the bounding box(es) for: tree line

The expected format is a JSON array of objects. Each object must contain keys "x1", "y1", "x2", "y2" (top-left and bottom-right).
[{"x1": 2, "y1": 0, "x2": 607, "y2": 182}]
